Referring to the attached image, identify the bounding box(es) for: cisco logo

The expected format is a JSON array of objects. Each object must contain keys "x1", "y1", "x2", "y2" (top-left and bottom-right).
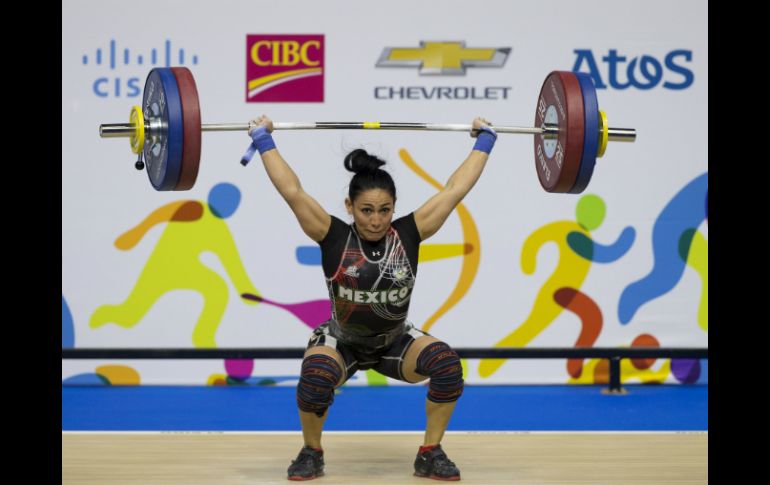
[
  {"x1": 81, "y1": 39, "x2": 200, "y2": 98},
  {"x1": 572, "y1": 49, "x2": 694, "y2": 90}
]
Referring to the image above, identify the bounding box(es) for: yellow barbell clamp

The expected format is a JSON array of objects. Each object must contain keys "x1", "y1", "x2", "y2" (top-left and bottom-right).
[
  {"x1": 597, "y1": 110, "x2": 608, "y2": 158},
  {"x1": 129, "y1": 106, "x2": 145, "y2": 154}
]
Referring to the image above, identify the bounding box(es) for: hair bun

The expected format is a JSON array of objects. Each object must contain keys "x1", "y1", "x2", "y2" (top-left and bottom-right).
[{"x1": 344, "y1": 149, "x2": 386, "y2": 173}]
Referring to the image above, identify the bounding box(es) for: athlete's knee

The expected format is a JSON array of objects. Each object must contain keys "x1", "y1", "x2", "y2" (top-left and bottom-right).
[
  {"x1": 296, "y1": 354, "x2": 343, "y2": 417},
  {"x1": 415, "y1": 341, "x2": 464, "y2": 403}
]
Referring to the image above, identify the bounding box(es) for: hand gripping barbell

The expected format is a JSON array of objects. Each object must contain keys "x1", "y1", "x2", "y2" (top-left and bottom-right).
[{"x1": 99, "y1": 67, "x2": 636, "y2": 193}]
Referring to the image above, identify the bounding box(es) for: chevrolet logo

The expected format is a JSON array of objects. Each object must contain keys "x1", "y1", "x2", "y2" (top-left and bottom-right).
[{"x1": 376, "y1": 41, "x2": 510, "y2": 75}]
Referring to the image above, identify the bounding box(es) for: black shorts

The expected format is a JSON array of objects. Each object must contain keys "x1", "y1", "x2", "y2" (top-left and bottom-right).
[{"x1": 306, "y1": 321, "x2": 430, "y2": 384}]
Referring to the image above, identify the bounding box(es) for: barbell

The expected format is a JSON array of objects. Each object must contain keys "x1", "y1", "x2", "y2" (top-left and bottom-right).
[{"x1": 99, "y1": 67, "x2": 636, "y2": 193}]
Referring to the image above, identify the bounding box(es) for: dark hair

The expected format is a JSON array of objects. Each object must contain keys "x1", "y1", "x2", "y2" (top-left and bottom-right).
[{"x1": 344, "y1": 149, "x2": 396, "y2": 203}]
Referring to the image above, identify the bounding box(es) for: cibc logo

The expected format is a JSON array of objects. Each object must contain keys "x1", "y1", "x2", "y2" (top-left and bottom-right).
[
  {"x1": 572, "y1": 49, "x2": 694, "y2": 90},
  {"x1": 246, "y1": 34, "x2": 324, "y2": 102},
  {"x1": 81, "y1": 39, "x2": 199, "y2": 98}
]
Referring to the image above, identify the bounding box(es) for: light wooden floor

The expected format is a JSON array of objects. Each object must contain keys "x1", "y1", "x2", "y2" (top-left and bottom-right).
[{"x1": 62, "y1": 432, "x2": 707, "y2": 484}]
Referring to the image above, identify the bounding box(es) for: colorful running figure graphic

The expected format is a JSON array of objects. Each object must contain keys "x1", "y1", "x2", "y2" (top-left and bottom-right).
[
  {"x1": 89, "y1": 183, "x2": 260, "y2": 347},
  {"x1": 479, "y1": 194, "x2": 635, "y2": 378},
  {"x1": 618, "y1": 173, "x2": 707, "y2": 328}
]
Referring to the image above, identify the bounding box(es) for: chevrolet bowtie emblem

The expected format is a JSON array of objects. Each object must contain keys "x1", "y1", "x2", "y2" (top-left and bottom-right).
[{"x1": 376, "y1": 41, "x2": 510, "y2": 75}]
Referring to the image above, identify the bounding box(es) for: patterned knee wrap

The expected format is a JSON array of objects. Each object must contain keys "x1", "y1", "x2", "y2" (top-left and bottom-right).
[
  {"x1": 415, "y1": 341, "x2": 464, "y2": 403},
  {"x1": 296, "y1": 354, "x2": 342, "y2": 417}
]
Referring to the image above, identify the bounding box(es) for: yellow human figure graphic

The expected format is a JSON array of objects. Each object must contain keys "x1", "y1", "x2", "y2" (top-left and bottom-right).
[
  {"x1": 478, "y1": 195, "x2": 609, "y2": 378},
  {"x1": 90, "y1": 183, "x2": 260, "y2": 347}
]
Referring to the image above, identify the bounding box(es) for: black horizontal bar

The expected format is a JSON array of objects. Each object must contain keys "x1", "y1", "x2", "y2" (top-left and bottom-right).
[{"x1": 62, "y1": 348, "x2": 708, "y2": 360}]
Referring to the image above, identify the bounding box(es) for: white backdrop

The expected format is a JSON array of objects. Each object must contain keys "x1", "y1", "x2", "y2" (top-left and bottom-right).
[{"x1": 62, "y1": 0, "x2": 708, "y2": 385}]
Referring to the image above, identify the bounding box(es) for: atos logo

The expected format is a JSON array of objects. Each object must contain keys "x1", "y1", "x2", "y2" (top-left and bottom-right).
[
  {"x1": 81, "y1": 39, "x2": 200, "y2": 98},
  {"x1": 572, "y1": 49, "x2": 694, "y2": 90}
]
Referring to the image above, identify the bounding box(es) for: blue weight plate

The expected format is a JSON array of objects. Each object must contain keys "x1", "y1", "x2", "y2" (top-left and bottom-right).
[
  {"x1": 142, "y1": 68, "x2": 184, "y2": 191},
  {"x1": 569, "y1": 72, "x2": 599, "y2": 194}
]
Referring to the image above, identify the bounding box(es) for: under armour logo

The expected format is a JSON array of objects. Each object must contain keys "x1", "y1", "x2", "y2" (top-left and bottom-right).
[{"x1": 372, "y1": 251, "x2": 381, "y2": 257}]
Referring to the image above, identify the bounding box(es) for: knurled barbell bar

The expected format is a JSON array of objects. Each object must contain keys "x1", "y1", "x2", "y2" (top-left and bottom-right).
[{"x1": 99, "y1": 67, "x2": 636, "y2": 193}]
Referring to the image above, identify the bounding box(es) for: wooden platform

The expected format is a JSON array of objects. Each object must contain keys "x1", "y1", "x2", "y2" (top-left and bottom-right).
[{"x1": 63, "y1": 431, "x2": 707, "y2": 484}]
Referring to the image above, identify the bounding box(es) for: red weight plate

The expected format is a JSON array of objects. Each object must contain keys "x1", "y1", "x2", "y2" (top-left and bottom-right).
[
  {"x1": 533, "y1": 71, "x2": 584, "y2": 193},
  {"x1": 171, "y1": 67, "x2": 202, "y2": 191}
]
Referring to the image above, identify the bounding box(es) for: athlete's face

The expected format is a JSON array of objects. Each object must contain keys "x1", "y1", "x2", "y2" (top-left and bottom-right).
[{"x1": 346, "y1": 189, "x2": 395, "y2": 241}]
